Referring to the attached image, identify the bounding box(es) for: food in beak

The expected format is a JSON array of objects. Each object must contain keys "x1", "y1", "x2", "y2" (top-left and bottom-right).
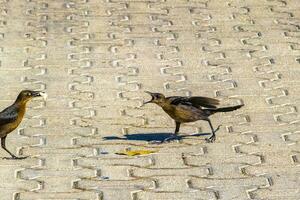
[
  {"x1": 31, "y1": 91, "x2": 42, "y2": 97},
  {"x1": 39, "y1": 92, "x2": 48, "y2": 100}
]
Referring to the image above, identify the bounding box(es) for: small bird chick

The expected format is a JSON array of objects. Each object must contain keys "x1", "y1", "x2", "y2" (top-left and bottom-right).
[
  {"x1": 0, "y1": 90, "x2": 44, "y2": 159},
  {"x1": 144, "y1": 91, "x2": 243, "y2": 143}
]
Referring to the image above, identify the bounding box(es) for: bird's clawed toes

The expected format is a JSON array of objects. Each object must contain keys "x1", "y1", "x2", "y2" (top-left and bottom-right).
[
  {"x1": 214, "y1": 125, "x2": 222, "y2": 132},
  {"x1": 205, "y1": 135, "x2": 216, "y2": 143},
  {"x1": 3, "y1": 156, "x2": 28, "y2": 160},
  {"x1": 15, "y1": 156, "x2": 29, "y2": 160}
]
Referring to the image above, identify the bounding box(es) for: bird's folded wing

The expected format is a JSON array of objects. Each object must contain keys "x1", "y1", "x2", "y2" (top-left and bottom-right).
[
  {"x1": 0, "y1": 107, "x2": 18, "y2": 126},
  {"x1": 169, "y1": 96, "x2": 220, "y2": 108}
]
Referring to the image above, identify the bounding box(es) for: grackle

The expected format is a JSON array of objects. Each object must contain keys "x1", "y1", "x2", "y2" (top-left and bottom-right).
[
  {"x1": 0, "y1": 90, "x2": 45, "y2": 159},
  {"x1": 144, "y1": 91, "x2": 243, "y2": 143}
]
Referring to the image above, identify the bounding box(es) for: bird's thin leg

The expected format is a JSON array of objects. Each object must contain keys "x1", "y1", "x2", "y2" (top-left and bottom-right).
[
  {"x1": 1, "y1": 136, "x2": 27, "y2": 160},
  {"x1": 205, "y1": 119, "x2": 216, "y2": 143},
  {"x1": 1, "y1": 136, "x2": 17, "y2": 158},
  {"x1": 164, "y1": 121, "x2": 181, "y2": 142},
  {"x1": 174, "y1": 121, "x2": 181, "y2": 135}
]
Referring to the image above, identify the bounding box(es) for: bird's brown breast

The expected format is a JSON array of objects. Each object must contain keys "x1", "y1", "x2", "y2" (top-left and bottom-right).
[
  {"x1": 162, "y1": 104, "x2": 205, "y2": 123},
  {"x1": 13, "y1": 105, "x2": 26, "y2": 128},
  {"x1": 0, "y1": 104, "x2": 26, "y2": 137}
]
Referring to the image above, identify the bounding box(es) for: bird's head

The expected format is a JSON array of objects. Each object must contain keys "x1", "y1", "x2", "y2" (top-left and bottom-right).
[
  {"x1": 143, "y1": 91, "x2": 166, "y2": 106},
  {"x1": 16, "y1": 90, "x2": 46, "y2": 103}
]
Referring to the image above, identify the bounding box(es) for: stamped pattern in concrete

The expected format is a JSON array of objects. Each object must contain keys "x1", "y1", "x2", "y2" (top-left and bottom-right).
[{"x1": 0, "y1": 0, "x2": 299, "y2": 200}]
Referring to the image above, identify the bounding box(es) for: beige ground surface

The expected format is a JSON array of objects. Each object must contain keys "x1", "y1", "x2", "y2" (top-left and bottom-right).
[{"x1": 0, "y1": 0, "x2": 299, "y2": 199}]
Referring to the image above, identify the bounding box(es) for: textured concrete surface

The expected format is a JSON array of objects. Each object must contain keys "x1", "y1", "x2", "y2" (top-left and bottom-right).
[{"x1": 0, "y1": 0, "x2": 299, "y2": 199}]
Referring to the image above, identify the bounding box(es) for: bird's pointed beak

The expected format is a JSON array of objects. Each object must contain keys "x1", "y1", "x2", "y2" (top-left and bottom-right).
[
  {"x1": 31, "y1": 91, "x2": 42, "y2": 97},
  {"x1": 143, "y1": 91, "x2": 154, "y2": 105},
  {"x1": 32, "y1": 91, "x2": 48, "y2": 100}
]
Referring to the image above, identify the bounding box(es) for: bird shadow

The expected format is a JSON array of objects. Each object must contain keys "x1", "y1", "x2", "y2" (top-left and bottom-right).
[
  {"x1": 103, "y1": 132, "x2": 210, "y2": 142},
  {"x1": 103, "y1": 125, "x2": 221, "y2": 143}
]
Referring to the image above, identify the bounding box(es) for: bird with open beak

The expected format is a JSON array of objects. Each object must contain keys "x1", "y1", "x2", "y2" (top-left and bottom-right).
[
  {"x1": 0, "y1": 90, "x2": 46, "y2": 159},
  {"x1": 143, "y1": 91, "x2": 243, "y2": 142}
]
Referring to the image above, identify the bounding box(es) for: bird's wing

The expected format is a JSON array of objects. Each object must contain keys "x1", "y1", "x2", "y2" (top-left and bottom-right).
[
  {"x1": 188, "y1": 96, "x2": 220, "y2": 108},
  {"x1": 168, "y1": 96, "x2": 220, "y2": 108},
  {"x1": 0, "y1": 106, "x2": 18, "y2": 126}
]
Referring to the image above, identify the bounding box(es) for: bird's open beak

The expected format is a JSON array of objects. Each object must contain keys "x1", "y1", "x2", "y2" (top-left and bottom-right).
[
  {"x1": 143, "y1": 91, "x2": 154, "y2": 105},
  {"x1": 32, "y1": 91, "x2": 48, "y2": 100},
  {"x1": 32, "y1": 91, "x2": 42, "y2": 97}
]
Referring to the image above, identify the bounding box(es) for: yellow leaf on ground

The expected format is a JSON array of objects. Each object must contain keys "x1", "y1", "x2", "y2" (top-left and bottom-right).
[{"x1": 115, "y1": 149, "x2": 157, "y2": 156}]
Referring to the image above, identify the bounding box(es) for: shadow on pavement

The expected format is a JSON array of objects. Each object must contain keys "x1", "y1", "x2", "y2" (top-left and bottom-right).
[
  {"x1": 103, "y1": 125, "x2": 221, "y2": 143},
  {"x1": 103, "y1": 132, "x2": 211, "y2": 143}
]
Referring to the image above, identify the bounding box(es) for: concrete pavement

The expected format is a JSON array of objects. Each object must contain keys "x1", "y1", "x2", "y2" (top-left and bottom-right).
[{"x1": 0, "y1": 0, "x2": 299, "y2": 199}]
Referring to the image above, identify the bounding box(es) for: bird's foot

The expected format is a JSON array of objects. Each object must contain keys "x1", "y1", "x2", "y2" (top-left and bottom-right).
[
  {"x1": 3, "y1": 155, "x2": 28, "y2": 160},
  {"x1": 214, "y1": 125, "x2": 222, "y2": 132},
  {"x1": 205, "y1": 135, "x2": 216, "y2": 143},
  {"x1": 204, "y1": 125, "x2": 221, "y2": 143}
]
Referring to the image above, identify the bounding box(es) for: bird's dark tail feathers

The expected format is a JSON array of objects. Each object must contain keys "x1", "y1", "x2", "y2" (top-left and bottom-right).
[
  {"x1": 215, "y1": 104, "x2": 244, "y2": 112},
  {"x1": 205, "y1": 104, "x2": 244, "y2": 115}
]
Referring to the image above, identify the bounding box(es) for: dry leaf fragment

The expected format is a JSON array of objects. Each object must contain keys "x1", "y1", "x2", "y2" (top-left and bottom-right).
[{"x1": 115, "y1": 149, "x2": 157, "y2": 156}]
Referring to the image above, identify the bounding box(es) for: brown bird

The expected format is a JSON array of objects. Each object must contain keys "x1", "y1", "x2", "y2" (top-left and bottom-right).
[
  {"x1": 144, "y1": 91, "x2": 243, "y2": 142},
  {"x1": 0, "y1": 90, "x2": 45, "y2": 159}
]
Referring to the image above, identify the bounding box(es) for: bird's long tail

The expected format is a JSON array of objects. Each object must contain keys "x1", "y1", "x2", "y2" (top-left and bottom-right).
[
  {"x1": 215, "y1": 104, "x2": 244, "y2": 112},
  {"x1": 204, "y1": 104, "x2": 244, "y2": 115}
]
